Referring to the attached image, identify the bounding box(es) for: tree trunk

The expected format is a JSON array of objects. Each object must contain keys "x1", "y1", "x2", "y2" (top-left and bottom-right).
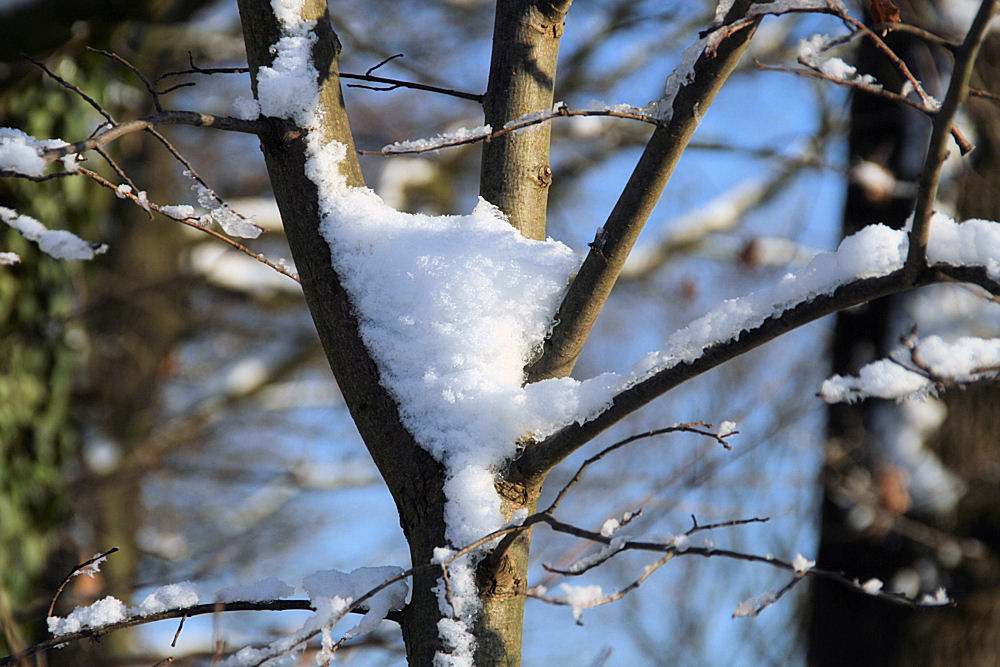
[
  {"x1": 810, "y1": 10, "x2": 1000, "y2": 665},
  {"x1": 237, "y1": 2, "x2": 538, "y2": 663},
  {"x1": 480, "y1": 0, "x2": 572, "y2": 240}
]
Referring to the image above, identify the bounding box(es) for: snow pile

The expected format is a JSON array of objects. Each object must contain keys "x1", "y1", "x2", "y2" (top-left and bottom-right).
[
  {"x1": 797, "y1": 34, "x2": 879, "y2": 87},
  {"x1": 1, "y1": 206, "x2": 107, "y2": 261},
  {"x1": 214, "y1": 577, "x2": 295, "y2": 603},
  {"x1": 632, "y1": 223, "x2": 908, "y2": 375},
  {"x1": 135, "y1": 581, "x2": 201, "y2": 616},
  {"x1": 792, "y1": 553, "x2": 815, "y2": 575},
  {"x1": 0, "y1": 127, "x2": 71, "y2": 176},
  {"x1": 382, "y1": 123, "x2": 492, "y2": 153},
  {"x1": 820, "y1": 335, "x2": 1000, "y2": 402},
  {"x1": 47, "y1": 581, "x2": 201, "y2": 635},
  {"x1": 47, "y1": 597, "x2": 128, "y2": 636},
  {"x1": 555, "y1": 583, "x2": 604, "y2": 623}
]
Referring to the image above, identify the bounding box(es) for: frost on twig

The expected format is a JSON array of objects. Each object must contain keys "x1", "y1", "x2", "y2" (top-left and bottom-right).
[
  {"x1": 186, "y1": 170, "x2": 263, "y2": 239},
  {"x1": 797, "y1": 34, "x2": 881, "y2": 88}
]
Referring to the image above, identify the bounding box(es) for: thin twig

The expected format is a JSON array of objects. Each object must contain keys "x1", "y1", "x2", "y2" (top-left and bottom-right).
[
  {"x1": 755, "y1": 60, "x2": 936, "y2": 116},
  {"x1": 22, "y1": 54, "x2": 116, "y2": 125},
  {"x1": 546, "y1": 423, "x2": 734, "y2": 514},
  {"x1": 360, "y1": 105, "x2": 660, "y2": 156},
  {"x1": 155, "y1": 50, "x2": 483, "y2": 102},
  {"x1": 47, "y1": 547, "x2": 120, "y2": 618},
  {"x1": 40, "y1": 111, "x2": 268, "y2": 161},
  {"x1": 87, "y1": 47, "x2": 163, "y2": 111}
]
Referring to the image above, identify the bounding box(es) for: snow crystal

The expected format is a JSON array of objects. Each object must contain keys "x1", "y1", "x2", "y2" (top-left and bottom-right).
[
  {"x1": 791, "y1": 553, "x2": 815, "y2": 575},
  {"x1": 160, "y1": 204, "x2": 197, "y2": 220},
  {"x1": 0, "y1": 251, "x2": 20, "y2": 265},
  {"x1": 919, "y1": 587, "x2": 951, "y2": 606},
  {"x1": 77, "y1": 554, "x2": 108, "y2": 579},
  {"x1": 136, "y1": 581, "x2": 201, "y2": 616},
  {"x1": 732, "y1": 589, "x2": 777, "y2": 617},
  {"x1": 47, "y1": 596, "x2": 127, "y2": 636},
  {"x1": 600, "y1": 518, "x2": 620, "y2": 537},
  {"x1": 563, "y1": 537, "x2": 626, "y2": 574},
  {"x1": 1, "y1": 206, "x2": 107, "y2": 261},
  {"x1": 115, "y1": 183, "x2": 132, "y2": 198},
  {"x1": 557, "y1": 583, "x2": 604, "y2": 623},
  {"x1": 861, "y1": 578, "x2": 884, "y2": 595},
  {"x1": 643, "y1": 36, "x2": 708, "y2": 122},
  {"x1": 189, "y1": 178, "x2": 262, "y2": 239},
  {"x1": 716, "y1": 420, "x2": 737, "y2": 438}
]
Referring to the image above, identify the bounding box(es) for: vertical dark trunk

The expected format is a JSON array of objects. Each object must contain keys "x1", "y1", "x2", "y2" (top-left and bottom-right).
[{"x1": 810, "y1": 12, "x2": 1000, "y2": 666}]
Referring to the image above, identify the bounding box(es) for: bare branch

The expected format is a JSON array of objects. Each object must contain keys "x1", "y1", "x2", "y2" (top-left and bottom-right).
[
  {"x1": 39, "y1": 111, "x2": 268, "y2": 161},
  {"x1": 87, "y1": 47, "x2": 165, "y2": 112},
  {"x1": 905, "y1": 0, "x2": 998, "y2": 279},
  {"x1": 546, "y1": 423, "x2": 733, "y2": 514},
  {"x1": 22, "y1": 53, "x2": 116, "y2": 126}
]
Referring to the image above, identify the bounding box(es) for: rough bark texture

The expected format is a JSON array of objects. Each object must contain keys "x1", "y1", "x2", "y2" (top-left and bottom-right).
[
  {"x1": 480, "y1": 0, "x2": 572, "y2": 240},
  {"x1": 236, "y1": 2, "x2": 452, "y2": 663}
]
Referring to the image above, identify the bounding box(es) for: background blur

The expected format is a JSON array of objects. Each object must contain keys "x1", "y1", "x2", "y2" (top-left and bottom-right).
[{"x1": 2, "y1": 1, "x2": 997, "y2": 665}]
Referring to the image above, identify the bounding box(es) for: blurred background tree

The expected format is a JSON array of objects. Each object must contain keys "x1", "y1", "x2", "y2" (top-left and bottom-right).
[{"x1": 4, "y1": 1, "x2": 994, "y2": 664}]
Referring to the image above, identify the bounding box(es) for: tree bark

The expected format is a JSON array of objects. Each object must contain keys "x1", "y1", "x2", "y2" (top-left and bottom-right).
[
  {"x1": 236, "y1": 3, "x2": 540, "y2": 664},
  {"x1": 480, "y1": 0, "x2": 572, "y2": 239}
]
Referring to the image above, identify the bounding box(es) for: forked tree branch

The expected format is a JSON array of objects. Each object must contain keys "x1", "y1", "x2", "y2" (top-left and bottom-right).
[{"x1": 524, "y1": 0, "x2": 762, "y2": 383}]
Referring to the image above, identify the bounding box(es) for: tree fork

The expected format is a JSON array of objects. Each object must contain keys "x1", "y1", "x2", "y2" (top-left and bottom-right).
[{"x1": 236, "y1": 1, "x2": 452, "y2": 663}]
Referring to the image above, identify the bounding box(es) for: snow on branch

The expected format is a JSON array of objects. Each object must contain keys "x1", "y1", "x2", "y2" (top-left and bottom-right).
[
  {"x1": 517, "y1": 215, "x2": 1000, "y2": 478},
  {"x1": 1, "y1": 206, "x2": 107, "y2": 261},
  {"x1": 820, "y1": 332, "x2": 1000, "y2": 403},
  {"x1": 368, "y1": 103, "x2": 659, "y2": 156}
]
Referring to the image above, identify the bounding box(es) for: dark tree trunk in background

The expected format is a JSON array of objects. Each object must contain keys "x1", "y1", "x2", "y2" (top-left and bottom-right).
[{"x1": 810, "y1": 11, "x2": 1000, "y2": 666}]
